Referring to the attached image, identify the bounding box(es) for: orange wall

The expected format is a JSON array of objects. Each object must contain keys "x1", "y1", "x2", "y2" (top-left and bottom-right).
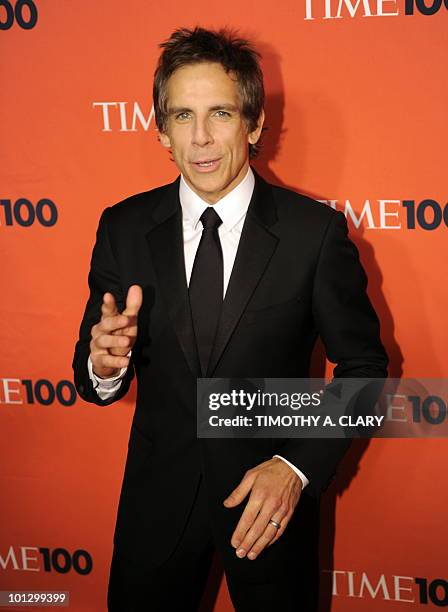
[{"x1": 1, "y1": 1, "x2": 447, "y2": 610}]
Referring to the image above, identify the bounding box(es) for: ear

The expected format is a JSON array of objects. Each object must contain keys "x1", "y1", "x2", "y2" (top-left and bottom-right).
[
  {"x1": 248, "y1": 109, "x2": 265, "y2": 145},
  {"x1": 159, "y1": 130, "x2": 171, "y2": 149}
]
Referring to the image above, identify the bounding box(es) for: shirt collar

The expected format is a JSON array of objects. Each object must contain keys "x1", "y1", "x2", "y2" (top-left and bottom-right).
[{"x1": 179, "y1": 166, "x2": 255, "y2": 232}]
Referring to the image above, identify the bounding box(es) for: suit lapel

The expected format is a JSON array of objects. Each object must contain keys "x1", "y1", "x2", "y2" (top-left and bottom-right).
[
  {"x1": 146, "y1": 178, "x2": 201, "y2": 378},
  {"x1": 206, "y1": 171, "x2": 279, "y2": 376}
]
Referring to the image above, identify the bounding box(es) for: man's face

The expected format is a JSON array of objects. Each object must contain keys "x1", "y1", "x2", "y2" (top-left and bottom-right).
[{"x1": 159, "y1": 62, "x2": 264, "y2": 204}]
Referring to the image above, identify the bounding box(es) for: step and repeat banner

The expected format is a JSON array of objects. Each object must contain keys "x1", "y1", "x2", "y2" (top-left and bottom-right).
[{"x1": 1, "y1": 1, "x2": 447, "y2": 611}]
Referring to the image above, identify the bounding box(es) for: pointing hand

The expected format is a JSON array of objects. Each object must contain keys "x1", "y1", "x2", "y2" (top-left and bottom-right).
[{"x1": 89, "y1": 285, "x2": 143, "y2": 378}]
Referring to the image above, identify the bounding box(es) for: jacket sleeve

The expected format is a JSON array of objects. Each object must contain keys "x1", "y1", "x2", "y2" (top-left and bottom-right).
[
  {"x1": 276, "y1": 211, "x2": 388, "y2": 497},
  {"x1": 72, "y1": 207, "x2": 135, "y2": 405}
]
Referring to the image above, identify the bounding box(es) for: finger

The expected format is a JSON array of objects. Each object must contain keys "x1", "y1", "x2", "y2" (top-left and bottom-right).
[
  {"x1": 94, "y1": 334, "x2": 131, "y2": 350},
  {"x1": 267, "y1": 511, "x2": 293, "y2": 548},
  {"x1": 223, "y1": 470, "x2": 256, "y2": 508},
  {"x1": 91, "y1": 353, "x2": 130, "y2": 371},
  {"x1": 244, "y1": 508, "x2": 289, "y2": 559},
  {"x1": 111, "y1": 324, "x2": 138, "y2": 338},
  {"x1": 101, "y1": 292, "x2": 119, "y2": 319},
  {"x1": 235, "y1": 502, "x2": 285, "y2": 557},
  {"x1": 245, "y1": 525, "x2": 279, "y2": 560},
  {"x1": 93, "y1": 314, "x2": 131, "y2": 337},
  {"x1": 230, "y1": 494, "x2": 264, "y2": 549},
  {"x1": 123, "y1": 285, "x2": 143, "y2": 316}
]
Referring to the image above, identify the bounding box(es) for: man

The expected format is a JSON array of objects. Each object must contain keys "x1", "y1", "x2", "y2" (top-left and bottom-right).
[{"x1": 73, "y1": 27, "x2": 388, "y2": 612}]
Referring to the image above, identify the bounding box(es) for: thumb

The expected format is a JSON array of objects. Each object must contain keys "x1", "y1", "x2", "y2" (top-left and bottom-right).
[
  {"x1": 123, "y1": 285, "x2": 143, "y2": 316},
  {"x1": 223, "y1": 474, "x2": 254, "y2": 508}
]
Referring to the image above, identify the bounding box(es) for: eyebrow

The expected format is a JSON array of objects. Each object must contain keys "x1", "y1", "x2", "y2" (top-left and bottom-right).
[{"x1": 168, "y1": 104, "x2": 240, "y2": 115}]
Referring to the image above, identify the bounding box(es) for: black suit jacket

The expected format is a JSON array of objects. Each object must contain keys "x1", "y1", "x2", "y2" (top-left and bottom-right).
[{"x1": 73, "y1": 169, "x2": 388, "y2": 568}]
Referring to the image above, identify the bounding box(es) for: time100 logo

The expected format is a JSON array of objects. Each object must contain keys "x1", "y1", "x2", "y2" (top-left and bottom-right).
[{"x1": 0, "y1": 199, "x2": 58, "y2": 227}]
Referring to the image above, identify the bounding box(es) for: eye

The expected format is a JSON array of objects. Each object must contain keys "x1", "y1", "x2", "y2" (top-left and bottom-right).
[
  {"x1": 176, "y1": 112, "x2": 191, "y2": 121},
  {"x1": 214, "y1": 110, "x2": 231, "y2": 118}
]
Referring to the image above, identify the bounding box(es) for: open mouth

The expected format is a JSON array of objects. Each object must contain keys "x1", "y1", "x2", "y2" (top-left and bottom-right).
[{"x1": 191, "y1": 158, "x2": 221, "y2": 171}]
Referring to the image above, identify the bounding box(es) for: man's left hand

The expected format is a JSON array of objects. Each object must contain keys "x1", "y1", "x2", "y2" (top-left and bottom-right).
[{"x1": 223, "y1": 457, "x2": 303, "y2": 560}]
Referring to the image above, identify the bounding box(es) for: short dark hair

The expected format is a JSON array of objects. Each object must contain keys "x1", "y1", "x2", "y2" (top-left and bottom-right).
[{"x1": 153, "y1": 27, "x2": 265, "y2": 158}]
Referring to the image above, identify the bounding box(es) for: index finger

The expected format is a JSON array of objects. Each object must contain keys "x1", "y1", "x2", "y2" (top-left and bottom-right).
[
  {"x1": 101, "y1": 292, "x2": 119, "y2": 319},
  {"x1": 231, "y1": 494, "x2": 263, "y2": 548}
]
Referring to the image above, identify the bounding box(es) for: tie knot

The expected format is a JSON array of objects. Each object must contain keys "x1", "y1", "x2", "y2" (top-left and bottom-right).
[{"x1": 200, "y1": 207, "x2": 222, "y2": 231}]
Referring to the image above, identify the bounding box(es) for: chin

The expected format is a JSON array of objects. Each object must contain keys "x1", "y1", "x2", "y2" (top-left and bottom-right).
[{"x1": 191, "y1": 176, "x2": 224, "y2": 192}]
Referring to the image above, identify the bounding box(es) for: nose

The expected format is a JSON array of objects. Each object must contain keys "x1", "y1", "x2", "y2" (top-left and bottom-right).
[{"x1": 191, "y1": 117, "x2": 213, "y2": 147}]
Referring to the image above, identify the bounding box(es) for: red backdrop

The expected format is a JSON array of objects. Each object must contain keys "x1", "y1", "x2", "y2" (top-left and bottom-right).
[{"x1": 1, "y1": 1, "x2": 447, "y2": 610}]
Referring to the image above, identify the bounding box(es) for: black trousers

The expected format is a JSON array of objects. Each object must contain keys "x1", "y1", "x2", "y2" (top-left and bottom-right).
[{"x1": 108, "y1": 475, "x2": 319, "y2": 611}]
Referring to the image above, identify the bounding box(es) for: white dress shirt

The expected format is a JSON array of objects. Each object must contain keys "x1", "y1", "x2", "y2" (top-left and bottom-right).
[{"x1": 88, "y1": 166, "x2": 309, "y2": 489}]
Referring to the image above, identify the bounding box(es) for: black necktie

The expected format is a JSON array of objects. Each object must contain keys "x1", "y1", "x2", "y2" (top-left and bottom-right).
[{"x1": 189, "y1": 207, "x2": 223, "y2": 376}]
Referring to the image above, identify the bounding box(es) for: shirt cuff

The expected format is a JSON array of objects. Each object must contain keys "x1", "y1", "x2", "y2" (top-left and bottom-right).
[
  {"x1": 87, "y1": 353, "x2": 130, "y2": 400},
  {"x1": 273, "y1": 455, "x2": 309, "y2": 490}
]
